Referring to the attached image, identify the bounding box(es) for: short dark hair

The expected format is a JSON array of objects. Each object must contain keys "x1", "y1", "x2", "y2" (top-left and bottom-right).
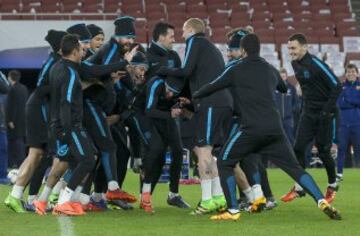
[
  {"x1": 152, "y1": 22, "x2": 175, "y2": 41},
  {"x1": 8, "y1": 70, "x2": 21, "y2": 82},
  {"x1": 61, "y1": 34, "x2": 80, "y2": 57},
  {"x1": 346, "y1": 63, "x2": 359, "y2": 73},
  {"x1": 240, "y1": 33, "x2": 260, "y2": 56},
  {"x1": 288, "y1": 33, "x2": 307, "y2": 45}
]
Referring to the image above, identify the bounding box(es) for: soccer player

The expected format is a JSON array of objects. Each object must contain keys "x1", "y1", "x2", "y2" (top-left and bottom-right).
[
  {"x1": 281, "y1": 34, "x2": 342, "y2": 204},
  {"x1": 193, "y1": 33, "x2": 341, "y2": 221},
  {"x1": 86, "y1": 24, "x2": 105, "y2": 58},
  {"x1": 158, "y1": 18, "x2": 232, "y2": 214},
  {"x1": 143, "y1": 22, "x2": 190, "y2": 209},
  {"x1": 336, "y1": 63, "x2": 360, "y2": 180},
  {"x1": 4, "y1": 30, "x2": 67, "y2": 213},
  {"x1": 225, "y1": 28, "x2": 277, "y2": 211},
  {"x1": 140, "y1": 74, "x2": 190, "y2": 213},
  {"x1": 47, "y1": 34, "x2": 96, "y2": 216},
  {"x1": 33, "y1": 30, "x2": 134, "y2": 215},
  {"x1": 85, "y1": 16, "x2": 140, "y2": 205}
]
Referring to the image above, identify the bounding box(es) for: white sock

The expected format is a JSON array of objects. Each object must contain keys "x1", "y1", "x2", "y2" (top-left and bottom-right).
[
  {"x1": 317, "y1": 198, "x2": 326, "y2": 207},
  {"x1": 10, "y1": 185, "x2": 24, "y2": 199},
  {"x1": 91, "y1": 192, "x2": 103, "y2": 202},
  {"x1": 228, "y1": 208, "x2": 240, "y2": 214},
  {"x1": 38, "y1": 185, "x2": 53, "y2": 202},
  {"x1": 211, "y1": 177, "x2": 223, "y2": 197},
  {"x1": 242, "y1": 187, "x2": 253, "y2": 202},
  {"x1": 70, "y1": 186, "x2": 83, "y2": 202},
  {"x1": 52, "y1": 180, "x2": 63, "y2": 195},
  {"x1": 27, "y1": 195, "x2": 37, "y2": 204},
  {"x1": 108, "y1": 180, "x2": 119, "y2": 191},
  {"x1": 142, "y1": 183, "x2": 151, "y2": 193},
  {"x1": 336, "y1": 173, "x2": 343, "y2": 177},
  {"x1": 79, "y1": 193, "x2": 90, "y2": 205},
  {"x1": 201, "y1": 179, "x2": 212, "y2": 201},
  {"x1": 294, "y1": 182, "x2": 303, "y2": 191},
  {"x1": 251, "y1": 184, "x2": 264, "y2": 201},
  {"x1": 328, "y1": 182, "x2": 337, "y2": 188},
  {"x1": 168, "y1": 192, "x2": 179, "y2": 198},
  {"x1": 58, "y1": 187, "x2": 73, "y2": 205}
]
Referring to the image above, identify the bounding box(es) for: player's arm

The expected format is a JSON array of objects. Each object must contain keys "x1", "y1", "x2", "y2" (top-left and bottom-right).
[
  {"x1": 145, "y1": 81, "x2": 171, "y2": 119},
  {"x1": 273, "y1": 68, "x2": 287, "y2": 93},
  {"x1": 157, "y1": 38, "x2": 200, "y2": 78},
  {"x1": 79, "y1": 60, "x2": 128, "y2": 80},
  {"x1": 60, "y1": 68, "x2": 76, "y2": 135},
  {"x1": 86, "y1": 43, "x2": 107, "y2": 64},
  {"x1": 193, "y1": 65, "x2": 235, "y2": 99},
  {"x1": 312, "y1": 58, "x2": 342, "y2": 114}
]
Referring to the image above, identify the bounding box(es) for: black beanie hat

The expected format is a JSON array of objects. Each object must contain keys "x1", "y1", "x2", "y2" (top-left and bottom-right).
[
  {"x1": 45, "y1": 30, "x2": 68, "y2": 53},
  {"x1": 87, "y1": 24, "x2": 104, "y2": 39},
  {"x1": 114, "y1": 16, "x2": 136, "y2": 38},
  {"x1": 130, "y1": 51, "x2": 148, "y2": 68},
  {"x1": 67, "y1": 23, "x2": 92, "y2": 42},
  {"x1": 165, "y1": 76, "x2": 184, "y2": 94},
  {"x1": 228, "y1": 29, "x2": 248, "y2": 50}
]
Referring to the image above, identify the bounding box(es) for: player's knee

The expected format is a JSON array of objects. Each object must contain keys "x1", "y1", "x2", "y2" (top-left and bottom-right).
[{"x1": 82, "y1": 156, "x2": 96, "y2": 172}]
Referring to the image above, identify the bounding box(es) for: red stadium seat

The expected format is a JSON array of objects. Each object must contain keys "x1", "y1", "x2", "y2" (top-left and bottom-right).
[
  {"x1": 70, "y1": 14, "x2": 104, "y2": 20},
  {"x1": 319, "y1": 37, "x2": 340, "y2": 45},
  {"x1": 251, "y1": 20, "x2": 272, "y2": 30},
  {"x1": 82, "y1": 4, "x2": 102, "y2": 13},
  {"x1": 103, "y1": 4, "x2": 120, "y2": 13}
]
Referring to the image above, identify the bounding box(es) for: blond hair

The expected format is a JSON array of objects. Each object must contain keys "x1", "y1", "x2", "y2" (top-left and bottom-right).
[{"x1": 184, "y1": 18, "x2": 206, "y2": 34}]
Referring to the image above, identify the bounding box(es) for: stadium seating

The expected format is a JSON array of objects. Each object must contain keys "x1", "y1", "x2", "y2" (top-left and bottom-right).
[{"x1": 0, "y1": 0, "x2": 359, "y2": 75}]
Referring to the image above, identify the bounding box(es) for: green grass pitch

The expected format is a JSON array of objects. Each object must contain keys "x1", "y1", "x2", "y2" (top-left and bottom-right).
[{"x1": 0, "y1": 169, "x2": 359, "y2": 236}]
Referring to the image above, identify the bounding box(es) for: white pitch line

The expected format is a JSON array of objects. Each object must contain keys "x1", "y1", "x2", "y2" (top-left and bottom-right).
[{"x1": 57, "y1": 216, "x2": 76, "y2": 236}]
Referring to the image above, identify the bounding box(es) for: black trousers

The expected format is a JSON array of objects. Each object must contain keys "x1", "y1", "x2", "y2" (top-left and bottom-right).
[
  {"x1": 218, "y1": 129, "x2": 324, "y2": 209},
  {"x1": 56, "y1": 128, "x2": 95, "y2": 191},
  {"x1": 142, "y1": 118, "x2": 183, "y2": 194},
  {"x1": 7, "y1": 136, "x2": 26, "y2": 168},
  {"x1": 28, "y1": 154, "x2": 52, "y2": 196},
  {"x1": 294, "y1": 112, "x2": 336, "y2": 184},
  {"x1": 82, "y1": 100, "x2": 118, "y2": 195},
  {"x1": 240, "y1": 154, "x2": 273, "y2": 198},
  {"x1": 111, "y1": 122, "x2": 130, "y2": 188}
]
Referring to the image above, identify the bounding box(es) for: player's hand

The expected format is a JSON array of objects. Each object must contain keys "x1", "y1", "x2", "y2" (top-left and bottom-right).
[
  {"x1": 8, "y1": 122, "x2": 14, "y2": 129},
  {"x1": 171, "y1": 108, "x2": 182, "y2": 118},
  {"x1": 179, "y1": 97, "x2": 191, "y2": 105},
  {"x1": 107, "y1": 114, "x2": 120, "y2": 126},
  {"x1": 111, "y1": 70, "x2": 127, "y2": 81},
  {"x1": 124, "y1": 45, "x2": 139, "y2": 62},
  {"x1": 182, "y1": 108, "x2": 194, "y2": 120}
]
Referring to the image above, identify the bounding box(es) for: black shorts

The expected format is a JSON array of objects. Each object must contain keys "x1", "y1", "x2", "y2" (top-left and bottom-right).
[
  {"x1": 194, "y1": 106, "x2": 233, "y2": 147},
  {"x1": 25, "y1": 102, "x2": 48, "y2": 149},
  {"x1": 83, "y1": 99, "x2": 116, "y2": 152},
  {"x1": 55, "y1": 127, "x2": 94, "y2": 163}
]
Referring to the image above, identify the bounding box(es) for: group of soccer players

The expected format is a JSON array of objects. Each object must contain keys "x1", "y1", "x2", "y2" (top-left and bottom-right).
[{"x1": 3, "y1": 15, "x2": 342, "y2": 220}]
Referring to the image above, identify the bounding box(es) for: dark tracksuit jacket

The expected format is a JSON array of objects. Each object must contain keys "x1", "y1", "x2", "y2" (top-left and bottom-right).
[
  {"x1": 26, "y1": 52, "x2": 61, "y2": 147},
  {"x1": 292, "y1": 52, "x2": 342, "y2": 183},
  {"x1": 158, "y1": 33, "x2": 232, "y2": 109},
  {"x1": 158, "y1": 33, "x2": 233, "y2": 148},
  {"x1": 146, "y1": 41, "x2": 182, "y2": 80},
  {"x1": 87, "y1": 37, "x2": 128, "y2": 114},
  {"x1": 193, "y1": 54, "x2": 325, "y2": 208},
  {"x1": 337, "y1": 80, "x2": 360, "y2": 173}
]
